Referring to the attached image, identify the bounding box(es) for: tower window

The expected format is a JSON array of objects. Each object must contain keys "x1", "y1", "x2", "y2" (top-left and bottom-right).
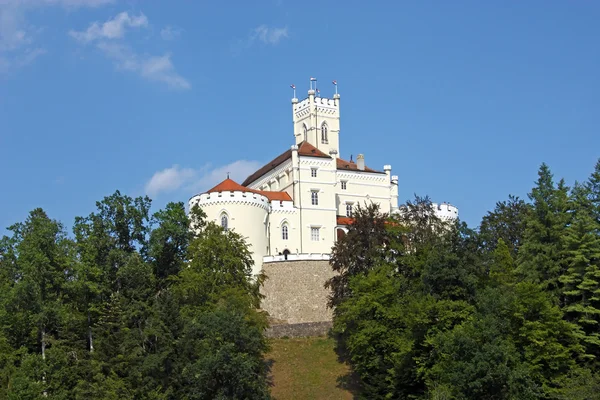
[
  {"x1": 346, "y1": 203, "x2": 353, "y2": 217},
  {"x1": 282, "y1": 224, "x2": 289, "y2": 240},
  {"x1": 303, "y1": 124, "x2": 308, "y2": 141},
  {"x1": 220, "y1": 214, "x2": 228, "y2": 231},
  {"x1": 341, "y1": 181, "x2": 347, "y2": 190},
  {"x1": 311, "y1": 190, "x2": 319, "y2": 206},
  {"x1": 321, "y1": 123, "x2": 328, "y2": 144},
  {"x1": 311, "y1": 227, "x2": 320, "y2": 241},
  {"x1": 311, "y1": 168, "x2": 317, "y2": 177}
]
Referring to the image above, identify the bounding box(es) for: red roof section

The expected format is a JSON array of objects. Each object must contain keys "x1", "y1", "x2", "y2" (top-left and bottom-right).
[
  {"x1": 206, "y1": 178, "x2": 292, "y2": 202},
  {"x1": 337, "y1": 216, "x2": 355, "y2": 226},
  {"x1": 297, "y1": 141, "x2": 330, "y2": 158},
  {"x1": 242, "y1": 141, "x2": 331, "y2": 186},
  {"x1": 336, "y1": 158, "x2": 383, "y2": 174}
]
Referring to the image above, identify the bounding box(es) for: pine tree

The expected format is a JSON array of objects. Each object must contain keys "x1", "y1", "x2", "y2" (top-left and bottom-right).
[
  {"x1": 517, "y1": 164, "x2": 570, "y2": 299},
  {"x1": 560, "y1": 182, "x2": 600, "y2": 359}
]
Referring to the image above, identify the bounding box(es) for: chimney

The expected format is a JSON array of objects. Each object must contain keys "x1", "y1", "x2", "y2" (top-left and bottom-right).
[{"x1": 357, "y1": 154, "x2": 365, "y2": 171}]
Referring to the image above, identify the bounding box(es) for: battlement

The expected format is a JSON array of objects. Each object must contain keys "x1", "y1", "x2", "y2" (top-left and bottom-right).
[
  {"x1": 293, "y1": 95, "x2": 340, "y2": 118},
  {"x1": 190, "y1": 190, "x2": 271, "y2": 210},
  {"x1": 432, "y1": 202, "x2": 459, "y2": 220}
]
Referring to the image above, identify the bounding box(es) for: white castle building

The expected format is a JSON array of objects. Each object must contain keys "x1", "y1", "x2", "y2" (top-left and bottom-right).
[{"x1": 189, "y1": 84, "x2": 458, "y2": 276}]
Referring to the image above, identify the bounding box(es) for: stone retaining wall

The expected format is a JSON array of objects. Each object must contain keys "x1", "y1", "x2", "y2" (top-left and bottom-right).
[
  {"x1": 260, "y1": 260, "x2": 335, "y2": 324},
  {"x1": 265, "y1": 321, "x2": 333, "y2": 338}
]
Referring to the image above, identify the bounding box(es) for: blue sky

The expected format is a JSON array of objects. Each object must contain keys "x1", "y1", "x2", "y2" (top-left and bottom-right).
[{"x1": 1, "y1": 1, "x2": 599, "y2": 235}]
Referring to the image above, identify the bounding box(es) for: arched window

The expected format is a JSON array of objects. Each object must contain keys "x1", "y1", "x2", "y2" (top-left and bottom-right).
[
  {"x1": 282, "y1": 224, "x2": 289, "y2": 240},
  {"x1": 220, "y1": 214, "x2": 228, "y2": 231},
  {"x1": 303, "y1": 124, "x2": 308, "y2": 141},
  {"x1": 321, "y1": 123, "x2": 328, "y2": 144}
]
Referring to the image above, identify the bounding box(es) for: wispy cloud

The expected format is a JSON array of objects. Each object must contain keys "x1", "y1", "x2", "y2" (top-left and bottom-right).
[
  {"x1": 96, "y1": 42, "x2": 190, "y2": 89},
  {"x1": 160, "y1": 26, "x2": 181, "y2": 41},
  {"x1": 251, "y1": 25, "x2": 288, "y2": 45},
  {"x1": 145, "y1": 160, "x2": 263, "y2": 198},
  {"x1": 69, "y1": 11, "x2": 148, "y2": 43},
  {"x1": 70, "y1": 11, "x2": 190, "y2": 90},
  {"x1": 0, "y1": 0, "x2": 112, "y2": 73}
]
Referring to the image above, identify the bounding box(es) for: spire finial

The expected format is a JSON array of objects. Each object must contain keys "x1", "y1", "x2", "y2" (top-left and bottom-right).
[{"x1": 227, "y1": 172, "x2": 230, "y2": 179}]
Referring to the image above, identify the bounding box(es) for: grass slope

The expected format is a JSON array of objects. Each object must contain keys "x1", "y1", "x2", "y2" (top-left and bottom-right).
[{"x1": 267, "y1": 337, "x2": 359, "y2": 400}]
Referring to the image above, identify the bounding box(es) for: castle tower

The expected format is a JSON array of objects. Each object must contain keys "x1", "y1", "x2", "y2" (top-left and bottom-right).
[{"x1": 291, "y1": 81, "x2": 341, "y2": 157}]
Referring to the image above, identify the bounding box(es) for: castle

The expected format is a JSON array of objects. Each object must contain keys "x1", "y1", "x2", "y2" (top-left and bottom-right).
[{"x1": 188, "y1": 82, "x2": 458, "y2": 330}]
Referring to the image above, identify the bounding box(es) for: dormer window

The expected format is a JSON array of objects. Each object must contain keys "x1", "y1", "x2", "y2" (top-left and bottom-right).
[{"x1": 321, "y1": 123, "x2": 328, "y2": 144}]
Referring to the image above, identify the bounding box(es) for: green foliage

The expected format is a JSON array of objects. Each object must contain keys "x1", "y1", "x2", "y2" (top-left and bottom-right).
[
  {"x1": 330, "y1": 161, "x2": 600, "y2": 399},
  {"x1": 0, "y1": 192, "x2": 270, "y2": 399}
]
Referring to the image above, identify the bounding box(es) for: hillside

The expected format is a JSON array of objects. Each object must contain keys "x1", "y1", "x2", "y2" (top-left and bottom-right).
[{"x1": 267, "y1": 337, "x2": 360, "y2": 400}]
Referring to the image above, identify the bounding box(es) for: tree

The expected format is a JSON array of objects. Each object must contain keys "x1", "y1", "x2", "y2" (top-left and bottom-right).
[
  {"x1": 325, "y1": 202, "x2": 389, "y2": 309},
  {"x1": 517, "y1": 164, "x2": 570, "y2": 298},
  {"x1": 479, "y1": 195, "x2": 530, "y2": 258}
]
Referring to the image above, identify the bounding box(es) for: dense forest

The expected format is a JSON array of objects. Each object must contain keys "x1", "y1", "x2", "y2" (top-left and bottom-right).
[
  {"x1": 328, "y1": 161, "x2": 600, "y2": 399},
  {"x1": 1, "y1": 160, "x2": 600, "y2": 399},
  {"x1": 0, "y1": 194, "x2": 270, "y2": 399}
]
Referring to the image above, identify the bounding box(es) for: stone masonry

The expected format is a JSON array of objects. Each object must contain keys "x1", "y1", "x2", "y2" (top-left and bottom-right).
[{"x1": 260, "y1": 260, "x2": 335, "y2": 324}]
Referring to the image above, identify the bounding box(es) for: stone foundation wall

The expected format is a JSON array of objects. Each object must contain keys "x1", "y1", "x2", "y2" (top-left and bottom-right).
[
  {"x1": 260, "y1": 260, "x2": 335, "y2": 324},
  {"x1": 265, "y1": 321, "x2": 333, "y2": 338}
]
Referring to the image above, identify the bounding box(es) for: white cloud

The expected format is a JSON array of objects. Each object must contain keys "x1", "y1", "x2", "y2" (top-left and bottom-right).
[
  {"x1": 69, "y1": 11, "x2": 190, "y2": 90},
  {"x1": 0, "y1": 0, "x2": 112, "y2": 73},
  {"x1": 69, "y1": 11, "x2": 148, "y2": 43},
  {"x1": 145, "y1": 165, "x2": 196, "y2": 197},
  {"x1": 252, "y1": 25, "x2": 288, "y2": 45},
  {"x1": 96, "y1": 42, "x2": 190, "y2": 89},
  {"x1": 145, "y1": 160, "x2": 263, "y2": 198},
  {"x1": 160, "y1": 26, "x2": 181, "y2": 41}
]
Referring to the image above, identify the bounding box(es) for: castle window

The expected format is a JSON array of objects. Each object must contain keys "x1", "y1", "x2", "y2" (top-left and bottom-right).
[
  {"x1": 341, "y1": 181, "x2": 347, "y2": 190},
  {"x1": 346, "y1": 203, "x2": 353, "y2": 217},
  {"x1": 303, "y1": 124, "x2": 308, "y2": 141},
  {"x1": 282, "y1": 224, "x2": 289, "y2": 240},
  {"x1": 311, "y1": 227, "x2": 320, "y2": 241},
  {"x1": 321, "y1": 123, "x2": 328, "y2": 144},
  {"x1": 220, "y1": 214, "x2": 228, "y2": 231},
  {"x1": 311, "y1": 190, "x2": 319, "y2": 206},
  {"x1": 311, "y1": 168, "x2": 317, "y2": 178}
]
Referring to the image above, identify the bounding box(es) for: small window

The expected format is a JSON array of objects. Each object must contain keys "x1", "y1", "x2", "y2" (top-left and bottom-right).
[
  {"x1": 311, "y1": 168, "x2": 317, "y2": 178},
  {"x1": 321, "y1": 123, "x2": 328, "y2": 144},
  {"x1": 311, "y1": 191, "x2": 319, "y2": 206},
  {"x1": 282, "y1": 224, "x2": 289, "y2": 240},
  {"x1": 221, "y1": 214, "x2": 228, "y2": 231},
  {"x1": 341, "y1": 181, "x2": 347, "y2": 190},
  {"x1": 346, "y1": 203, "x2": 353, "y2": 217},
  {"x1": 311, "y1": 227, "x2": 320, "y2": 241}
]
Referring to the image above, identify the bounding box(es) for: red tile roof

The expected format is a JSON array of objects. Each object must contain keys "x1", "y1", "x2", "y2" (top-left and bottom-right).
[
  {"x1": 206, "y1": 178, "x2": 292, "y2": 202},
  {"x1": 242, "y1": 141, "x2": 383, "y2": 187},
  {"x1": 242, "y1": 141, "x2": 331, "y2": 186},
  {"x1": 336, "y1": 158, "x2": 384, "y2": 174},
  {"x1": 298, "y1": 141, "x2": 330, "y2": 158},
  {"x1": 337, "y1": 216, "x2": 355, "y2": 226}
]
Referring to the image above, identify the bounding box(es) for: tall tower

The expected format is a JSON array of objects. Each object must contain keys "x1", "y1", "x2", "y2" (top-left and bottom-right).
[{"x1": 291, "y1": 83, "x2": 341, "y2": 157}]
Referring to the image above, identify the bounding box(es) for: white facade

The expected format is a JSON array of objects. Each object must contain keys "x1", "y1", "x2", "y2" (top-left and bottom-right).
[{"x1": 188, "y1": 85, "x2": 456, "y2": 276}]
